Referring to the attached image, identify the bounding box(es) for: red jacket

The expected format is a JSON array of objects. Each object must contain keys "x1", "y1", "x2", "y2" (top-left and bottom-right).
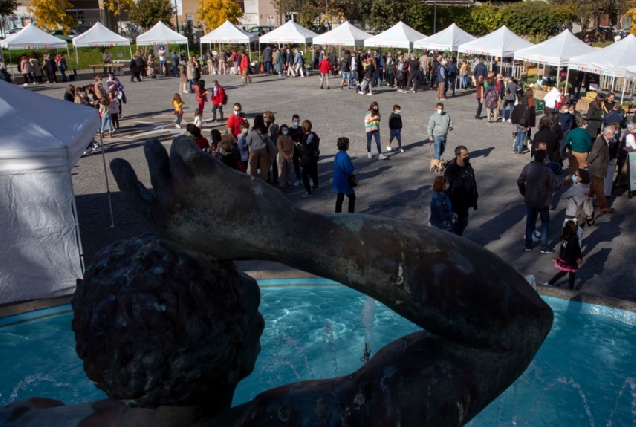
[
  {"x1": 194, "y1": 83, "x2": 208, "y2": 103},
  {"x1": 240, "y1": 55, "x2": 249, "y2": 72},
  {"x1": 211, "y1": 85, "x2": 225, "y2": 106},
  {"x1": 319, "y1": 59, "x2": 332, "y2": 74},
  {"x1": 227, "y1": 113, "x2": 247, "y2": 137}
]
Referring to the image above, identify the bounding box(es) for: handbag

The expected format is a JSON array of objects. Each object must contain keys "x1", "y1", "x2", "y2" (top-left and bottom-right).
[{"x1": 337, "y1": 158, "x2": 357, "y2": 188}]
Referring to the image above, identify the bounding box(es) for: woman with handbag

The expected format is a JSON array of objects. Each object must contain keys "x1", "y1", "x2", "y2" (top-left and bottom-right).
[
  {"x1": 332, "y1": 137, "x2": 356, "y2": 213},
  {"x1": 429, "y1": 176, "x2": 455, "y2": 232}
]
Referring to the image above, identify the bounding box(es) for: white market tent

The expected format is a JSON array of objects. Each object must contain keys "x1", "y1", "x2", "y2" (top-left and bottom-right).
[
  {"x1": 457, "y1": 25, "x2": 533, "y2": 58},
  {"x1": 0, "y1": 23, "x2": 69, "y2": 68},
  {"x1": 0, "y1": 80, "x2": 101, "y2": 304},
  {"x1": 260, "y1": 20, "x2": 317, "y2": 45},
  {"x1": 72, "y1": 22, "x2": 132, "y2": 63},
  {"x1": 514, "y1": 29, "x2": 594, "y2": 68},
  {"x1": 199, "y1": 21, "x2": 256, "y2": 59},
  {"x1": 364, "y1": 21, "x2": 427, "y2": 50},
  {"x1": 136, "y1": 21, "x2": 189, "y2": 54},
  {"x1": 413, "y1": 23, "x2": 475, "y2": 52},
  {"x1": 312, "y1": 21, "x2": 372, "y2": 47},
  {"x1": 625, "y1": 64, "x2": 636, "y2": 80}
]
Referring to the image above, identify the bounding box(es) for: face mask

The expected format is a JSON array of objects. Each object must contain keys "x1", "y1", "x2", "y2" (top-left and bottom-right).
[
  {"x1": 437, "y1": 109, "x2": 443, "y2": 115},
  {"x1": 219, "y1": 148, "x2": 223, "y2": 154},
  {"x1": 263, "y1": 118, "x2": 269, "y2": 123},
  {"x1": 464, "y1": 156, "x2": 470, "y2": 162},
  {"x1": 234, "y1": 110, "x2": 240, "y2": 115},
  {"x1": 397, "y1": 110, "x2": 401, "y2": 115},
  {"x1": 564, "y1": 109, "x2": 569, "y2": 113},
  {"x1": 572, "y1": 175, "x2": 578, "y2": 183},
  {"x1": 242, "y1": 129, "x2": 248, "y2": 134},
  {"x1": 282, "y1": 130, "x2": 288, "y2": 135},
  {"x1": 293, "y1": 121, "x2": 299, "y2": 126},
  {"x1": 445, "y1": 183, "x2": 450, "y2": 190}
]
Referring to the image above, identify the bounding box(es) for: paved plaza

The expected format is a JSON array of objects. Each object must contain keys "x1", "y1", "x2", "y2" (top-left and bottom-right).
[{"x1": 35, "y1": 73, "x2": 636, "y2": 301}]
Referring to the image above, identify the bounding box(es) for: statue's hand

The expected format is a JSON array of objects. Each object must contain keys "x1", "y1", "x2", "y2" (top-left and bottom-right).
[{"x1": 110, "y1": 137, "x2": 291, "y2": 258}]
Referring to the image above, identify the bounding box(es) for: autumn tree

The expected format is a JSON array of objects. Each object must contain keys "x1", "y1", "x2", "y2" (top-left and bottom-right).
[
  {"x1": 129, "y1": 0, "x2": 174, "y2": 30},
  {"x1": 103, "y1": 0, "x2": 134, "y2": 17},
  {"x1": 28, "y1": 0, "x2": 75, "y2": 32},
  {"x1": 197, "y1": 0, "x2": 242, "y2": 30}
]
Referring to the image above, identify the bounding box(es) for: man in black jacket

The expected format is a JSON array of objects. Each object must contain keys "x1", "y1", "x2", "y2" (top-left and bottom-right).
[
  {"x1": 517, "y1": 150, "x2": 571, "y2": 253},
  {"x1": 444, "y1": 146, "x2": 478, "y2": 236}
]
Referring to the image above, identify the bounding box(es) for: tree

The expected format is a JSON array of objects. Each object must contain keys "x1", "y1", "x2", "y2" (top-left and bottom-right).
[
  {"x1": 0, "y1": 0, "x2": 18, "y2": 36},
  {"x1": 28, "y1": 0, "x2": 75, "y2": 32},
  {"x1": 129, "y1": 0, "x2": 174, "y2": 31},
  {"x1": 197, "y1": 0, "x2": 243, "y2": 30},
  {"x1": 103, "y1": 0, "x2": 134, "y2": 17}
]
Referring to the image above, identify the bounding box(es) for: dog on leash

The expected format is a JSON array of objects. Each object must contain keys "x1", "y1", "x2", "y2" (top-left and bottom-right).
[{"x1": 429, "y1": 158, "x2": 448, "y2": 174}]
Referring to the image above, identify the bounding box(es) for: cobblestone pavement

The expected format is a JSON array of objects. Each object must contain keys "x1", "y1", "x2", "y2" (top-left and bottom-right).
[{"x1": 35, "y1": 72, "x2": 636, "y2": 300}]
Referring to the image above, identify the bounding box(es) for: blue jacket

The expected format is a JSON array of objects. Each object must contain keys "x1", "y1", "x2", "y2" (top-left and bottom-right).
[
  {"x1": 429, "y1": 191, "x2": 454, "y2": 230},
  {"x1": 435, "y1": 65, "x2": 446, "y2": 83},
  {"x1": 332, "y1": 150, "x2": 355, "y2": 195}
]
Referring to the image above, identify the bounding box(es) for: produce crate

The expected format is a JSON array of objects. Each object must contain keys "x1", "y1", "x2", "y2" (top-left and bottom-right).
[{"x1": 535, "y1": 98, "x2": 545, "y2": 112}]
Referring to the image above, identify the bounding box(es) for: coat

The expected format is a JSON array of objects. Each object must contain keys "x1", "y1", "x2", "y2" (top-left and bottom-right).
[
  {"x1": 429, "y1": 191, "x2": 454, "y2": 230},
  {"x1": 586, "y1": 102, "x2": 603, "y2": 138},
  {"x1": 532, "y1": 128, "x2": 560, "y2": 162},
  {"x1": 30, "y1": 58, "x2": 42, "y2": 77},
  {"x1": 517, "y1": 161, "x2": 566, "y2": 210},
  {"x1": 263, "y1": 47, "x2": 272, "y2": 62},
  {"x1": 587, "y1": 135, "x2": 609, "y2": 178},
  {"x1": 444, "y1": 159, "x2": 478, "y2": 216},
  {"x1": 211, "y1": 85, "x2": 224, "y2": 106},
  {"x1": 332, "y1": 150, "x2": 355, "y2": 195},
  {"x1": 561, "y1": 183, "x2": 590, "y2": 218}
]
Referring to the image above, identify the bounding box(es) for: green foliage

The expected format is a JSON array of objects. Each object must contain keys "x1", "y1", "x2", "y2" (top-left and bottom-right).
[
  {"x1": 549, "y1": 0, "x2": 631, "y2": 25},
  {"x1": 129, "y1": 0, "x2": 174, "y2": 31},
  {"x1": 0, "y1": 0, "x2": 18, "y2": 17}
]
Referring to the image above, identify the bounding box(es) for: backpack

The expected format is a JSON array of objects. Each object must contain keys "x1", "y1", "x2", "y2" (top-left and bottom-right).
[
  {"x1": 312, "y1": 132, "x2": 320, "y2": 157},
  {"x1": 221, "y1": 91, "x2": 228, "y2": 105},
  {"x1": 575, "y1": 196, "x2": 596, "y2": 226},
  {"x1": 485, "y1": 88, "x2": 499, "y2": 109}
]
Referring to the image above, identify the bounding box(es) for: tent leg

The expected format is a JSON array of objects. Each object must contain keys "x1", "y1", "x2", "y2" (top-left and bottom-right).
[
  {"x1": 68, "y1": 171, "x2": 86, "y2": 275},
  {"x1": 186, "y1": 41, "x2": 190, "y2": 57},
  {"x1": 75, "y1": 46, "x2": 79, "y2": 64},
  {"x1": 620, "y1": 79, "x2": 626, "y2": 105},
  {"x1": 99, "y1": 132, "x2": 115, "y2": 228},
  {"x1": 129, "y1": 45, "x2": 133, "y2": 59}
]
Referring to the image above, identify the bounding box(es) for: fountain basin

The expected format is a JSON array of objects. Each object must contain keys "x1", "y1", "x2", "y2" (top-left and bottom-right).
[{"x1": 1, "y1": 282, "x2": 635, "y2": 426}]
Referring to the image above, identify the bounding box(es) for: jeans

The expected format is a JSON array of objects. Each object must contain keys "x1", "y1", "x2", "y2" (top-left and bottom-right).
[
  {"x1": 502, "y1": 100, "x2": 515, "y2": 120},
  {"x1": 366, "y1": 131, "x2": 381, "y2": 154},
  {"x1": 335, "y1": 192, "x2": 356, "y2": 213},
  {"x1": 171, "y1": 63, "x2": 178, "y2": 77},
  {"x1": 212, "y1": 104, "x2": 223, "y2": 121},
  {"x1": 461, "y1": 73, "x2": 468, "y2": 88},
  {"x1": 302, "y1": 160, "x2": 318, "y2": 193},
  {"x1": 189, "y1": 78, "x2": 197, "y2": 93},
  {"x1": 453, "y1": 215, "x2": 468, "y2": 236},
  {"x1": 433, "y1": 136, "x2": 447, "y2": 159},
  {"x1": 525, "y1": 206, "x2": 549, "y2": 250},
  {"x1": 159, "y1": 60, "x2": 166, "y2": 75},
  {"x1": 476, "y1": 98, "x2": 483, "y2": 118},
  {"x1": 342, "y1": 72, "x2": 351, "y2": 83},
  {"x1": 514, "y1": 130, "x2": 526, "y2": 152},
  {"x1": 389, "y1": 129, "x2": 402, "y2": 143},
  {"x1": 445, "y1": 75, "x2": 456, "y2": 96},
  {"x1": 264, "y1": 61, "x2": 272, "y2": 73},
  {"x1": 293, "y1": 148, "x2": 301, "y2": 180},
  {"x1": 100, "y1": 114, "x2": 112, "y2": 133},
  {"x1": 559, "y1": 130, "x2": 570, "y2": 161},
  {"x1": 60, "y1": 69, "x2": 67, "y2": 82}
]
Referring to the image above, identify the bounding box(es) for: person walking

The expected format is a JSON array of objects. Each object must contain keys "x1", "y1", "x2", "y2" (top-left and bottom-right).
[
  {"x1": 129, "y1": 54, "x2": 140, "y2": 83},
  {"x1": 294, "y1": 49, "x2": 305, "y2": 78},
  {"x1": 285, "y1": 49, "x2": 294, "y2": 77},
  {"x1": 210, "y1": 80, "x2": 225, "y2": 123},
  {"x1": 565, "y1": 118, "x2": 593, "y2": 174},
  {"x1": 277, "y1": 124, "x2": 294, "y2": 189},
  {"x1": 298, "y1": 120, "x2": 320, "y2": 197},
  {"x1": 275, "y1": 48, "x2": 283, "y2": 75},
  {"x1": 586, "y1": 126, "x2": 615, "y2": 213},
  {"x1": 517, "y1": 150, "x2": 570, "y2": 253},
  {"x1": 427, "y1": 102, "x2": 453, "y2": 161},
  {"x1": 444, "y1": 146, "x2": 478, "y2": 236},
  {"x1": 263, "y1": 45, "x2": 272, "y2": 74},
  {"x1": 435, "y1": 60, "x2": 447, "y2": 100},
  {"x1": 172, "y1": 93, "x2": 184, "y2": 129},
  {"x1": 319, "y1": 53, "x2": 332, "y2": 89},
  {"x1": 543, "y1": 220, "x2": 582, "y2": 290},
  {"x1": 246, "y1": 115, "x2": 271, "y2": 182},
  {"x1": 407, "y1": 54, "x2": 420, "y2": 93},
  {"x1": 501, "y1": 77, "x2": 519, "y2": 122},
  {"x1": 445, "y1": 57, "x2": 458, "y2": 97},
  {"x1": 358, "y1": 56, "x2": 374, "y2": 96},
  {"x1": 56, "y1": 53, "x2": 68, "y2": 82},
  {"x1": 340, "y1": 51, "x2": 352, "y2": 90},
  {"x1": 474, "y1": 75, "x2": 484, "y2": 120},
  {"x1": 193, "y1": 79, "x2": 208, "y2": 116},
  {"x1": 484, "y1": 76, "x2": 500, "y2": 123},
  {"x1": 99, "y1": 97, "x2": 113, "y2": 138},
  {"x1": 511, "y1": 96, "x2": 531, "y2": 154},
  {"x1": 332, "y1": 137, "x2": 356, "y2": 213},
  {"x1": 364, "y1": 102, "x2": 386, "y2": 160},
  {"x1": 387, "y1": 104, "x2": 404, "y2": 153},
  {"x1": 429, "y1": 176, "x2": 455, "y2": 232}
]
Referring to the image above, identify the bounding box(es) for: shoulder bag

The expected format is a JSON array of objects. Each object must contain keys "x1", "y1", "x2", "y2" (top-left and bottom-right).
[{"x1": 337, "y1": 156, "x2": 357, "y2": 188}]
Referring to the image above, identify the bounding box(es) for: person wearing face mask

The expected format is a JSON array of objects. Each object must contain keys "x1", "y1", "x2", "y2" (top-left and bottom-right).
[
  {"x1": 387, "y1": 104, "x2": 404, "y2": 153},
  {"x1": 429, "y1": 176, "x2": 455, "y2": 232},
  {"x1": 556, "y1": 103, "x2": 573, "y2": 161},
  {"x1": 364, "y1": 102, "x2": 386, "y2": 160},
  {"x1": 210, "y1": 80, "x2": 225, "y2": 123},
  {"x1": 332, "y1": 137, "x2": 356, "y2": 213},
  {"x1": 277, "y1": 124, "x2": 294, "y2": 189},
  {"x1": 585, "y1": 127, "x2": 615, "y2": 213},
  {"x1": 289, "y1": 114, "x2": 303, "y2": 186},
  {"x1": 518, "y1": 150, "x2": 571, "y2": 253},
  {"x1": 560, "y1": 168, "x2": 591, "y2": 247},
  {"x1": 219, "y1": 137, "x2": 241, "y2": 170},
  {"x1": 237, "y1": 123, "x2": 250, "y2": 170},
  {"x1": 444, "y1": 146, "x2": 478, "y2": 237},
  {"x1": 427, "y1": 102, "x2": 454, "y2": 161},
  {"x1": 227, "y1": 103, "x2": 248, "y2": 137}
]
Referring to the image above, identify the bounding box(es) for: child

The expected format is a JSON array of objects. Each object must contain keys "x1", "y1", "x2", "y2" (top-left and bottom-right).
[
  {"x1": 237, "y1": 122, "x2": 250, "y2": 171},
  {"x1": 543, "y1": 220, "x2": 582, "y2": 290},
  {"x1": 387, "y1": 104, "x2": 404, "y2": 153},
  {"x1": 193, "y1": 109, "x2": 203, "y2": 128},
  {"x1": 108, "y1": 92, "x2": 120, "y2": 131},
  {"x1": 172, "y1": 94, "x2": 184, "y2": 129},
  {"x1": 276, "y1": 124, "x2": 294, "y2": 188}
]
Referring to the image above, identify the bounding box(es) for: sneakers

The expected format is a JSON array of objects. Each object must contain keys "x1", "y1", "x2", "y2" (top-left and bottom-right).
[
  {"x1": 367, "y1": 152, "x2": 373, "y2": 159},
  {"x1": 540, "y1": 248, "x2": 556, "y2": 254},
  {"x1": 293, "y1": 180, "x2": 301, "y2": 187},
  {"x1": 386, "y1": 146, "x2": 393, "y2": 151},
  {"x1": 533, "y1": 230, "x2": 541, "y2": 239},
  {"x1": 83, "y1": 146, "x2": 93, "y2": 156},
  {"x1": 175, "y1": 124, "x2": 181, "y2": 129},
  {"x1": 309, "y1": 179, "x2": 315, "y2": 187},
  {"x1": 378, "y1": 153, "x2": 387, "y2": 160},
  {"x1": 367, "y1": 92, "x2": 373, "y2": 96},
  {"x1": 302, "y1": 192, "x2": 312, "y2": 198},
  {"x1": 358, "y1": 91, "x2": 365, "y2": 95},
  {"x1": 524, "y1": 247, "x2": 532, "y2": 252},
  {"x1": 399, "y1": 148, "x2": 405, "y2": 153},
  {"x1": 542, "y1": 282, "x2": 551, "y2": 287}
]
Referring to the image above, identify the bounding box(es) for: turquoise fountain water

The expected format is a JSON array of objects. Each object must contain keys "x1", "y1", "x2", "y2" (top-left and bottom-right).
[{"x1": 1, "y1": 284, "x2": 635, "y2": 426}]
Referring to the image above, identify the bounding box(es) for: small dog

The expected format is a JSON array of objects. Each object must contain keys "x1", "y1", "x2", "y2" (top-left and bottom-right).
[{"x1": 429, "y1": 158, "x2": 448, "y2": 174}]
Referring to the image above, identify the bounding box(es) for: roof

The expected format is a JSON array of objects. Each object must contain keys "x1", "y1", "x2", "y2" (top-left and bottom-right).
[
  {"x1": 260, "y1": 21, "x2": 317, "y2": 44},
  {"x1": 364, "y1": 22, "x2": 427, "y2": 49},
  {"x1": 514, "y1": 29, "x2": 595, "y2": 67},
  {"x1": 200, "y1": 21, "x2": 257, "y2": 44},
  {"x1": 413, "y1": 23, "x2": 475, "y2": 51},
  {"x1": 0, "y1": 23, "x2": 68, "y2": 50},
  {"x1": 312, "y1": 21, "x2": 372, "y2": 46},
  {"x1": 457, "y1": 25, "x2": 533, "y2": 58},
  {"x1": 568, "y1": 34, "x2": 636, "y2": 78},
  {"x1": 72, "y1": 22, "x2": 130, "y2": 48},
  {"x1": 136, "y1": 21, "x2": 187, "y2": 46}
]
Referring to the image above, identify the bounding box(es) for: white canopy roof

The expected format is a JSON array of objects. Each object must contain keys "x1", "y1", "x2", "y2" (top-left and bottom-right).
[
  {"x1": 457, "y1": 25, "x2": 533, "y2": 58},
  {"x1": 136, "y1": 21, "x2": 187, "y2": 46},
  {"x1": 413, "y1": 23, "x2": 475, "y2": 51},
  {"x1": 0, "y1": 23, "x2": 68, "y2": 50},
  {"x1": 312, "y1": 21, "x2": 372, "y2": 46},
  {"x1": 625, "y1": 64, "x2": 636, "y2": 80},
  {"x1": 260, "y1": 21, "x2": 317, "y2": 44},
  {"x1": 72, "y1": 22, "x2": 130, "y2": 47},
  {"x1": 200, "y1": 21, "x2": 256, "y2": 44},
  {"x1": 364, "y1": 22, "x2": 427, "y2": 49},
  {"x1": 568, "y1": 35, "x2": 636, "y2": 78},
  {"x1": 514, "y1": 30, "x2": 594, "y2": 67},
  {"x1": 0, "y1": 80, "x2": 100, "y2": 174}
]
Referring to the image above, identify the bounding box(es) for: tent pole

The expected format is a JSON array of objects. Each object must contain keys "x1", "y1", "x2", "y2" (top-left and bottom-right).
[
  {"x1": 129, "y1": 45, "x2": 133, "y2": 59},
  {"x1": 99, "y1": 132, "x2": 115, "y2": 228},
  {"x1": 75, "y1": 46, "x2": 78, "y2": 64},
  {"x1": 619, "y1": 77, "x2": 626, "y2": 105},
  {"x1": 68, "y1": 171, "x2": 85, "y2": 275}
]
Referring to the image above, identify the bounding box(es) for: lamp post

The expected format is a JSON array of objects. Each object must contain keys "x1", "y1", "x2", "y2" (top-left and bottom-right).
[
  {"x1": 433, "y1": 0, "x2": 437, "y2": 34},
  {"x1": 598, "y1": 8, "x2": 604, "y2": 42},
  {"x1": 174, "y1": 0, "x2": 179, "y2": 34}
]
